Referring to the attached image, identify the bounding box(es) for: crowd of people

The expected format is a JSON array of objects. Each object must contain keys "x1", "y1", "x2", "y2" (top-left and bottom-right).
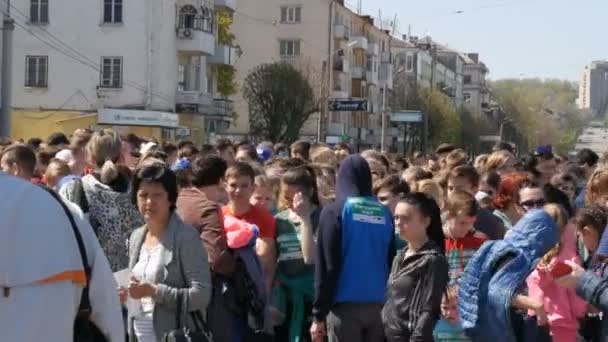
[{"x1": 3, "y1": 128, "x2": 608, "y2": 342}]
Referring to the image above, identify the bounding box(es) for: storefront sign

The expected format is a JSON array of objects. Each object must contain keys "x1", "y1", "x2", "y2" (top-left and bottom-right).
[{"x1": 98, "y1": 109, "x2": 179, "y2": 128}]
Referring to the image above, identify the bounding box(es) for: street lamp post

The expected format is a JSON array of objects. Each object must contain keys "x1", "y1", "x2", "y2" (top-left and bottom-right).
[
  {"x1": 380, "y1": 67, "x2": 406, "y2": 153},
  {"x1": 317, "y1": 40, "x2": 359, "y2": 143}
]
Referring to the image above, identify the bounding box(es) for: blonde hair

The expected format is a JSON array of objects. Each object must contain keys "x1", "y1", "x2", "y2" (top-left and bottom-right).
[
  {"x1": 311, "y1": 145, "x2": 338, "y2": 167},
  {"x1": 539, "y1": 203, "x2": 567, "y2": 267},
  {"x1": 413, "y1": 179, "x2": 445, "y2": 209},
  {"x1": 87, "y1": 129, "x2": 122, "y2": 184},
  {"x1": 445, "y1": 149, "x2": 467, "y2": 171},
  {"x1": 474, "y1": 154, "x2": 489, "y2": 173},
  {"x1": 44, "y1": 158, "x2": 71, "y2": 188},
  {"x1": 484, "y1": 151, "x2": 515, "y2": 174},
  {"x1": 586, "y1": 167, "x2": 608, "y2": 206},
  {"x1": 254, "y1": 174, "x2": 273, "y2": 189}
]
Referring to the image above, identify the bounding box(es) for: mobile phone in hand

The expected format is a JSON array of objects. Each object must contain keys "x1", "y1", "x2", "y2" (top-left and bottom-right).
[{"x1": 550, "y1": 261, "x2": 573, "y2": 278}]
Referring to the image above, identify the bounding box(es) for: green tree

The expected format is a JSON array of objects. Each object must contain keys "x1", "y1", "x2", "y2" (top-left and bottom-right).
[
  {"x1": 410, "y1": 87, "x2": 464, "y2": 147},
  {"x1": 242, "y1": 62, "x2": 317, "y2": 143},
  {"x1": 214, "y1": 10, "x2": 241, "y2": 99},
  {"x1": 491, "y1": 78, "x2": 589, "y2": 153}
]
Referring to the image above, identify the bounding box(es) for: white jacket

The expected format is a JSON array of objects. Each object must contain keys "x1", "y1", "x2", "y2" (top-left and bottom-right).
[{"x1": 0, "y1": 173, "x2": 124, "y2": 342}]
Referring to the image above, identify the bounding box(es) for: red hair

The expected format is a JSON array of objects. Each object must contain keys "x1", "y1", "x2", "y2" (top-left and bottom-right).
[{"x1": 493, "y1": 172, "x2": 529, "y2": 210}]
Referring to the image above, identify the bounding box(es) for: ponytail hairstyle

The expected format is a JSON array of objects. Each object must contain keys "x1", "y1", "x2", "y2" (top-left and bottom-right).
[
  {"x1": 399, "y1": 192, "x2": 445, "y2": 254},
  {"x1": 281, "y1": 165, "x2": 320, "y2": 208},
  {"x1": 539, "y1": 203, "x2": 568, "y2": 267},
  {"x1": 87, "y1": 129, "x2": 122, "y2": 184}
]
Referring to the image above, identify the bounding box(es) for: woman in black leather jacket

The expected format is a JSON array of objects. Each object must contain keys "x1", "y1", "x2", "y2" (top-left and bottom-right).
[{"x1": 382, "y1": 193, "x2": 449, "y2": 342}]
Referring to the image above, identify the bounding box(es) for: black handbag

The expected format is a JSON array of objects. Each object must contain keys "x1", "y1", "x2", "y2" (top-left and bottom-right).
[
  {"x1": 161, "y1": 239, "x2": 213, "y2": 342},
  {"x1": 43, "y1": 187, "x2": 107, "y2": 342},
  {"x1": 161, "y1": 293, "x2": 213, "y2": 342}
]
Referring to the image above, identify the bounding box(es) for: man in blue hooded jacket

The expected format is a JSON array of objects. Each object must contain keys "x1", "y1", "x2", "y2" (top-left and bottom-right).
[{"x1": 310, "y1": 155, "x2": 395, "y2": 342}]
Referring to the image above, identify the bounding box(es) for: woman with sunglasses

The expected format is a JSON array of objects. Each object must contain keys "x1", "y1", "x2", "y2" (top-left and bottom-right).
[{"x1": 518, "y1": 180, "x2": 546, "y2": 214}]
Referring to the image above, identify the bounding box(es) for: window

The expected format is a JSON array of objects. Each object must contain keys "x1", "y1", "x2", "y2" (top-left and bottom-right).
[
  {"x1": 464, "y1": 92, "x2": 472, "y2": 103},
  {"x1": 103, "y1": 0, "x2": 122, "y2": 24},
  {"x1": 464, "y1": 75, "x2": 472, "y2": 84},
  {"x1": 25, "y1": 56, "x2": 48, "y2": 87},
  {"x1": 179, "y1": 5, "x2": 197, "y2": 29},
  {"x1": 405, "y1": 53, "x2": 414, "y2": 72},
  {"x1": 30, "y1": 0, "x2": 48, "y2": 24},
  {"x1": 280, "y1": 40, "x2": 300, "y2": 57},
  {"x1": 177, "y1": 5, "x2": 213, "y2": 32},
  {"x1": 280, "y1": 6, "x2": 301, "y2": 23},
  {"x1": 100, "y1": 57, "x2": 122, "y2": 88},
  {"x1": 177, "y1": 65, "x2": 186, "y2": 91}
]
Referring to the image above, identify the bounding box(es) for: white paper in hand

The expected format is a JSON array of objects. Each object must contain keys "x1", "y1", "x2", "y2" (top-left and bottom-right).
[{"x1": 114, "y1": 268, "x2": 130, "y2": 288}]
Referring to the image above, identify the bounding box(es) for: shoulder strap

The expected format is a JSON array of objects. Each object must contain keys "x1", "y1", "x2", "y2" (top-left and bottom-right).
[
  {"x1": 72, "y1": 178, "x2": 90, "y2": 214},
  {"x1": 42, "y1": 187, "x2": 93, "y2": 316},
  {"x1": 177, "y1": 243, "x2": 211, "y2": 335}
]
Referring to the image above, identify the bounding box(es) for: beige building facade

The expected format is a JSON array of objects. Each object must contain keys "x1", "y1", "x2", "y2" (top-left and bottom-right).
[{"x1": 226, "y1": 0, "x2": 394, "y2": 147}]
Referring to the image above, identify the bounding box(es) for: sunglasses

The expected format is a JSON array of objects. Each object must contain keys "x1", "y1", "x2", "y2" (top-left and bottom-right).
[{"x1": 519, "y1": 199, "x2": 546, "y2": 211}]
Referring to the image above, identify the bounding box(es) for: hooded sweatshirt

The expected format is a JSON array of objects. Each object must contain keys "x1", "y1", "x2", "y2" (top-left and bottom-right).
[
  {"x1": 526, "y1": 224, "x2": 587, "y2": 339},
  {"x1": 458, "y1": 210, "x2": 559, "y2": 342},
  {"x1": 312, "y1": 155, "x2": 395, "y2": 322}
]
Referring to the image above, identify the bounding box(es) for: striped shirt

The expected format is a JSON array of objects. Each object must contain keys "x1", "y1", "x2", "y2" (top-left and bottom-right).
[{"x1": 445, "y1": 231, "x2": 488, "y2": 286}]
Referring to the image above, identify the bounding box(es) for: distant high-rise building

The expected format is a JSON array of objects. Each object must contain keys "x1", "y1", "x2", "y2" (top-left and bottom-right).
[{"x1": 578, "y1": 61, "x2": 608, "y2": 117}]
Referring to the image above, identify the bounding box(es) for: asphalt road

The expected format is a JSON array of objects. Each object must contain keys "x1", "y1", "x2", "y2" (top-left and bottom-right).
[{"x1": 572, "y1": 121, "x2": 608, "y2": 156}]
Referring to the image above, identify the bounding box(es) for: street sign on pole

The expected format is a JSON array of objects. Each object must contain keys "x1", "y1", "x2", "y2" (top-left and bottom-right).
[
  {"x1": 329, "y1": 99, "x2": 368, "y2": 112},
  {"x1": 389, "y1": 111, "x2": 424, "y2": 123}
]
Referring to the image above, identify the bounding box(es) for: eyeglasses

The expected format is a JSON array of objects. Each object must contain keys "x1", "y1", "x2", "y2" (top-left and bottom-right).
[{"x1": 519, "y1": 199, "x2": 546, "y2": 211}]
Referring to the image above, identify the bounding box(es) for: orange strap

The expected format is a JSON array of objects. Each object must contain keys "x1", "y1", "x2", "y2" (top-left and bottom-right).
[{"x1": 37, "y1": 270, "x2": 87, "y2": 287}]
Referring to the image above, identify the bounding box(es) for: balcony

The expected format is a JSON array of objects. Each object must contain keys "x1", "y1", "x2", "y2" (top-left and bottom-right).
[
  {"x1": 379, "y1": 63, "x2": 394, "y2": 90},
  {"x1": 351, "y1": 65, "x2": 366, "y2": 80},
  {"x1": 332, "y1": 89, "x2": 349, "y2": 99},
  {"x1": 208, "y1": 44, "x2": 237, "y2": 66},
  {"x1": 200, "y1": 98, "x2": 234, "y2": 120},
  {"x1": 214, "y1": 0, "x2": 236, "y2": 11},
  {"x1": 350, "y1": 36, "x2": 368, "y2": 50},
  {"x1": 176, "y1": 28, "x2": 215, "y2": 56},
  {"x1": 334, "y1": 24, "x2": 350, "y2": 40},
  {"x1": 176, "y1": 90, "x2": 213, "y2": 105},
  {"x1": 333, "y1": 56, "x2": 350, "y2": 73},
  {"x1": 366, "y1": 70, "x2": 378, "y2": 85},
  {"x1": 367, "y1": 42, "x2": 379, "y2": 56}
]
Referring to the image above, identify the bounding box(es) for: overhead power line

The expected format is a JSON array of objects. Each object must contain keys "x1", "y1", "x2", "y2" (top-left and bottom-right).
[{"x1": 0, "y1": 0, "x2": 176, "y2": 105}]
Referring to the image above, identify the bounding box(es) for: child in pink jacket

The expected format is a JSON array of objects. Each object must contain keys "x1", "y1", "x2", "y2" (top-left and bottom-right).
[{"x1": 527, "y1": 204, "x2": 588, "y2": 342}]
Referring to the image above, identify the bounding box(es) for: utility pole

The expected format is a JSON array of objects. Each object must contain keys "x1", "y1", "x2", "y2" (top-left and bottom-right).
[
  {"x1": 424, "y1": 43, "x2": 435, "y2": 154},
  {"x1": 317, "y1": 60, "x2": 328, "y2": 143},
  {"x1": 380, "y1": 84, "x2": 386, "y2": 152},
  {"x1": 0, "y1": 0, "x2": 14, "y2": 138}
]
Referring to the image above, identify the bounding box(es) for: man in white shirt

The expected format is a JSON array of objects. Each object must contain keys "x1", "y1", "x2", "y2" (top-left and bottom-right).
[{"x1": 0, "y1": 172, "x2": 124, "y2": 341}]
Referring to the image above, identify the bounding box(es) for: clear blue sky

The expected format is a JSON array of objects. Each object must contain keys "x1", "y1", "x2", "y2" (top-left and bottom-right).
[{"x1": 356, "y1": 0, "x2": 607, "y2": 81}]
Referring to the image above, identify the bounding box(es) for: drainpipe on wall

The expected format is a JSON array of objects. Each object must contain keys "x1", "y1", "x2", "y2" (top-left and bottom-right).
[{"x1": 144, "y1": 0, "x2": 153, "y2": 108}]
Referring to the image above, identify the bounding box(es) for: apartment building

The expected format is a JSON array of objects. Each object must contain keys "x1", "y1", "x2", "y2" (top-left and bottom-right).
[
  {"x1": 228, "y1": 0, "x2": 394, "y2": 147},
  {"x1": 10, "y1": 0, "x2": 236, "y2": 143},
  {"x1": 391, "y1": 36, "x2": 463, "y2": 107},
  {"x1": 462, "y1": 53, "x2": 490, "y2": 117},
  {"x1": 578, "y1": 61, "x2": 608, "y2": 116}
]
